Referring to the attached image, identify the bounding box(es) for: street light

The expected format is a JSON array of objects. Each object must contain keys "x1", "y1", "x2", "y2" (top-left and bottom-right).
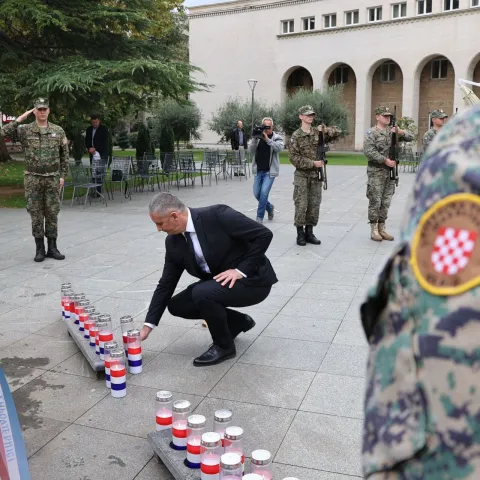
[{"x1": 247, "y1": 79, "x2": 258, "y2": 133}]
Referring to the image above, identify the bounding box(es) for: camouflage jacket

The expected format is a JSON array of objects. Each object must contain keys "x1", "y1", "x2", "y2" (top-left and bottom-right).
[
  {"x1": 288, "y1": 126, "x2": 341, "y2": 178},
  {"x1": 422, "y1": 128, "x2": 437, "y2": 151},
  {"x1": 364, "y1": 126, "x2": 414, "y2": 170},
  {"x1": 1, "y1": 121, "x2": 69, "y2": 178},
  {"x1": 361, "y1": 105, "x2": 480, "y2": 479}
]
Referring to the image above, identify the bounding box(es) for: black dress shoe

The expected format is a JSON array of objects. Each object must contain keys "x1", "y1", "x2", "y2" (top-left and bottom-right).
[
  {"x1": 193, "y1": 344, "x2": 236, "y2": 367},
  {"x1": 232, "y1": 314, "x2": 256, "y2": 340}
]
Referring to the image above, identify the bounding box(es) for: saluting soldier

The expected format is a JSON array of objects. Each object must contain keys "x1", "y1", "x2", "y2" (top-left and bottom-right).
[
  {"x1": 423, "y1": 109, "x2": 448, "y2": 151},
  {"x1": 1, "y1": 98, "x2": 68, "y2": 262},
  {"x1": 289, "y1": 105, "x2": 341, "y2": 246},
  {"x1": 364, "y1": 106, "x2": 414, "y2": 242}
]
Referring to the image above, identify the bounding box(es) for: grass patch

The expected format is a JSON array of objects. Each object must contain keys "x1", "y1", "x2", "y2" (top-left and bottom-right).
[{"x1": 0, "y1": 160, "x2": 24, "y2": 186}]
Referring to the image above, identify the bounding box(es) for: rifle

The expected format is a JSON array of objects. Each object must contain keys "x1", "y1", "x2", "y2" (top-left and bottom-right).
[
  {"x1": 317, "y1": 123, "x2": 329, "y2": 190},
  {"x1": 389, "y1": 106, "x2": 399, "y2": 187}
]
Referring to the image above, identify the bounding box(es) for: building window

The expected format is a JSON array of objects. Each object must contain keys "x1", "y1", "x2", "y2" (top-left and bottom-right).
[
  {"x1": 345, "y1": 10, "x2": 359, "y2": 25},
  {"x1": 417, "y1": 0, "x2": 432, "y2": 14},
  {"x1": 333, "y1": 65, "x2": 349, "y2": 84},
  {"x1": 302, "y1": 17, "x2": 315, "y2": 31},
  {"x1": 324, "y1": 14, "x2": 337, "y2": 28},
  {"x1": 368, "y1": 7, "x2": 383, "y2": 22},
  {"x1": 444, "y1": 0, "x2": 459, "y2": 10},
  {"x1": 473, "y1": 0, "x2": 479, "y2": 6},
  {"x1": 392, "y1": 2, "x2": 407, "y2": 18},
  {"x1": 380, "y1": 62, "x2": 396, "y2": 82},
  {"x1": 431, "y1": 58, "x2": 449, "y2": 79},
  {"x1": 281, "y1": 20, "x2": 294, "y2": 34}
]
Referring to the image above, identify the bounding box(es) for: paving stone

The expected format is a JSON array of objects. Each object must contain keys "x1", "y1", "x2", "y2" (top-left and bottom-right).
[
  {"x1": 279, "y1": 299, "x2": 351, "y2": 321},
  {"x1": 318, "y1": 344, "x2": 369, "y2": 378},
  {"x1": 134, "y1": 458, "x2": 175, "y2": 480},
  {"x1": 272, "y1": 463, "x2": 361, "y2": 480},
  {"x1": 294, "y1": 284, "x2": 358, "y2": 301},
  {"x1": 306, "y1": 270, "x2": 365, "y2": 286},
  {"x1": 0, "y1": 306, "x2": 61, "y2": 333},
  {"x1": 129, "y1": 324, "x2": 191, "y2": 352},
  {"x1": 332, "y1": 320, "x2": 368, "y2": 347},
  {"x1": 21, "y1": 416, "x2": 71, "y2": 458},
  {"x1": 275, "y1": 411, "x2": 363, "y2": 477},
  {"x1": 27, "y1": 424, "x2": 153, "y2": 480}
]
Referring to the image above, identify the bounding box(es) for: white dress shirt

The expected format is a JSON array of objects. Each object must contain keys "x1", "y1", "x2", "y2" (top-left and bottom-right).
[{"x1": 144, "y1": 208, "x2": 245, "y2": 330}]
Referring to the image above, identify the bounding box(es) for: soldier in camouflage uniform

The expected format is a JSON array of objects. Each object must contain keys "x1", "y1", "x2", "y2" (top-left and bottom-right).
[
  {"x1": 1, "y1": 98, "x2": 68, "y2": 262},
  {"x1": 289, "y1": 105, "x2": 341, "y2": 246},
  {"x1": 364, "y1": 106, "x2": 414, "y2": 242},
  {"x1": 361, "y1": 105, "x2": 480, "y2": 479},
  {"x1": 422, "y1": 109, "x2": 448, "y2": 151}
]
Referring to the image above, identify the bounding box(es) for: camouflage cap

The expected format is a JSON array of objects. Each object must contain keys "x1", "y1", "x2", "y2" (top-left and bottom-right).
[
  {"x1": 33, "y1": 97, "x2": 49, "y2": 109},
  {"x1": 298, "y1": 105, "x2": 315, "y2": 116},
  {"x1": 375, "y1": 106, "x2": 392, "y2": 116},
  {"x1": 431, "y1": 109, "x2": 448, "y2": 119}
]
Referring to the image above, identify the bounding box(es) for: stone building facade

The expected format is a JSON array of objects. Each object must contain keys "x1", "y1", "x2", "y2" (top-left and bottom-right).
[{"x1": 188, "y1": 0, "x2": 480, "y2": 149}]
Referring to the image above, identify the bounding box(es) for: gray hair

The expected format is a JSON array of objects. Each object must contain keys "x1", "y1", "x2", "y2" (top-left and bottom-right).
[
  {"x1": 262, "y1": 117, "x2": 273, "y2": 126},
  {"x1": 149, "y1": 192, "x2": 186, "y2": 215}
]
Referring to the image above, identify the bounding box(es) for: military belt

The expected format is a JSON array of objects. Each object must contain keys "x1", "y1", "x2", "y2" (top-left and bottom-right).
[{"x1": 25, "y1": 164, "x2": 59, "y2": 174}]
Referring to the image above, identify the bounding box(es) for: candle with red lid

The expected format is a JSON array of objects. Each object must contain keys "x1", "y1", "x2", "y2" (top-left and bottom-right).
[
  {"x1": 224, "y1": 427, "x2": 244, "y2": 474},
  {"x1": 220, "y1": 452, "x2": 242, "y2": 480},
  {"x1": 251, "y1": 450, "x2": 272, "y2": 480},
  {"x1": 109, "y1": 349, "x2": 126, "y2": 398},
  {"x1": 214, "y1": 409, "x2": 232, "y2": 450},
  {"x1": 97, "y1": 317, "x2": 113, "y2": 360},
  {"x1": 171, "y1": 400, "x2": 191, "y2": 450},
  {"x1": 103, "y1": 340, "x2": 118, "y2": 389},
  {"x1": 126, "y1": 329, "x2": 142, "y2": 374},
  {"x1": 120, "y1": 316, "x2": 134, "y2": 355},
  {"x1": 201, "y1": 432, "x2": 222, "y2": 480},
  {"x1": 155, "y1": 391, "x2": 173, "y2": 431}
]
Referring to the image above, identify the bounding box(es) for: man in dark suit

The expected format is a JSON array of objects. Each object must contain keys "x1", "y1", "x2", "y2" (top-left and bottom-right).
[
  {"x1": 142, "y1": 192, "x2": 278, "y2": 366},
  {"x1": 85, "y1": 115, "x2": 109, "y2": 163},
  {"x1": 231, "y1": 120, "x2": 246, "y2": 176}
]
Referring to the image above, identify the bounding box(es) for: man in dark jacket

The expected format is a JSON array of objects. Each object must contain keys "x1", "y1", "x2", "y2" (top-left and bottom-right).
[
  {"x1": 231, "y1": 120, "x2": 246, "y2": 176},
  {"x1": 85, "y1": 115, "x2": 109, "y2": 164}
]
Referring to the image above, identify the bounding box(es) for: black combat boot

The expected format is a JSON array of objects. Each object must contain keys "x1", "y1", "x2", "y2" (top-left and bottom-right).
[
  {"x1": 296, "y1": 226, "x2": 306, "y2": 246},
  {"x1": 34, "y1": 238, "x2": 46, "y2": 263},
  {"x1": 46, "y1": 238, "x2": 65, "y2": 260},
  {"x1": 305, "y1": 225, "x2": 321, "y2": 245}
]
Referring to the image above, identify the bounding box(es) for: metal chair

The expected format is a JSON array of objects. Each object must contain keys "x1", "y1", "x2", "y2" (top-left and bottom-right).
[
  {"x1": 158, "y1": 153, "x2": 179, "y2": 191},
  {"x1": 132, "y1": 155, "x2": 159, "y2": 193},
  {"x1": 70, "y1": 163, "x2": 107, "y2": 206},
  {"x1": 200, "y1": 150, "x2": 224, "y2": 186},
  {"x1": 177, "y1": 152, "x2": 197, "y2": 187},
  {"x1": 106, "y1": 156, "x2": 132, "y2": 201},
  {"x1": 225, "y1": 151, "x2": 245, "y2": 180}
]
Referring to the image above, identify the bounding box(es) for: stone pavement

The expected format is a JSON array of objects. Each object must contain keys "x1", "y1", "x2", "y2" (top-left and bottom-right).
[{"x1": 0, "y1": 165, "x2": 415, "y2": 480}]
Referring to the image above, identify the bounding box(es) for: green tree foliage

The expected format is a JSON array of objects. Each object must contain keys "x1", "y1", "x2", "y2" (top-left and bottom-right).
[
  {"x1": 117, "y1": 131, "x2": 130, "y2": 150},
  {"x1": 71, "y1": 132, "x2": 86, "y2": 165},
  {"x1": 275, "y1": 87, "x2": 349, "y2": 137},
  {"x1": 152, "y1": 99, "x2": 202, "y2": 151},
  {"x1": 208, "y1": 97, "x2": 276, "y2": 143},
  {"x1": 397, "y1": 117, "x2": 418, "y2": 144},
  {"x1": 135, "y1": 123, "x2": 152, "y2": 159}
]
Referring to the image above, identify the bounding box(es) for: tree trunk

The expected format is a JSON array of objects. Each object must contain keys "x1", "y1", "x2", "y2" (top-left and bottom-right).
[{"x1": 0, "y1": 137, "x2": 12, "y2": 163}]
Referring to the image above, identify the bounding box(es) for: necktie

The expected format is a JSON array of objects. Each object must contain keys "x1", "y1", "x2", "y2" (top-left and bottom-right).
[{"x1": 185, "y1": 232, "x2": 200, "y2": 272}]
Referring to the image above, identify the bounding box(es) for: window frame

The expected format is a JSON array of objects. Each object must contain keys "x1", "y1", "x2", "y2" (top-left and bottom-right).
[
  {"x1": 333, "y1": 65, "x2": 349, "y2": 85},
  {"x1": 302, "y1": 16, "x2": 315, "y2": 31},
  {"x1": 380, "y1": 62, "x2": 396, "y2": 83},
  {"x1": 368, "y1": 6, "x2": 383, "y2": 22},
  {"x1": 472, "y1": 0, "x2": 479, "y2": 6},
  {"x1": 392, "y1": 2, "x2": 407, "y2": 18},
  {"x1": 281, "y1": 19, "x2": 294, "y2": 34},
  {"x1": 417, "y1": 0, "x2": 433, "y2": 15},
  {"x1": 345, "y1": 10, "x2": 360, "y2": 26},
  {"x1": 431, "y1": 58, "x2": 449, "y2": 80},
  {"x1": 443, "y1": 0, "x2": 460, "y2": 11},
  {"x1": 323, "y1": 13, "x2": 337, "y2": 29}
]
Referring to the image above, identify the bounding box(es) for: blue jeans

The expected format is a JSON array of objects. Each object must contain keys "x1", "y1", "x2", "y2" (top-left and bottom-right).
[{"x1": 253, "y1": 171, "x2": 275, "y2": 219}]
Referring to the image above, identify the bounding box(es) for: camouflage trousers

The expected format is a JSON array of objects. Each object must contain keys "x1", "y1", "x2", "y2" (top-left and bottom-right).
[
  {"x1": 24, "y1": 174, "x2": 61, "y2": 238},
  {"x1": 293, "y1": 173, "x2": 322, "y2": 226},
  {"x1": 366, "y1": 166, "x2": 395, "y2": 223}
]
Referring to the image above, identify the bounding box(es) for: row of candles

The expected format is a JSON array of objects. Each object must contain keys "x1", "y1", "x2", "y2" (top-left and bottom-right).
[
  {"x1": 156, "y1": 392, "x2": 298, "y2": 480},
  {"x1": 61, "y1": 283, "x2": 142, "y2": 398}
]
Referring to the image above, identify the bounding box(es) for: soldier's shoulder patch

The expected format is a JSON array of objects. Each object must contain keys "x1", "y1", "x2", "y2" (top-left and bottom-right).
[
  {"x1": 411, "y1": 193, "x2": 480, "y2": 296},
  {"x1": 366, "y1": 129, "x2": 372, "y2": 135}
]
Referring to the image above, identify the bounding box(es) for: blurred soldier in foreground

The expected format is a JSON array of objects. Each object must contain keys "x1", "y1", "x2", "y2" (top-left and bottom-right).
[
  {"x1": 422, "y1": 109, "x2": 448, "y2": 151},
  {"x1": 289, "y1": 105, "x2": 341, "y2": 246},
  {"x1": 361, "y1": 105, "x2": 480, "y2": 478},
  {"x1": 364, "y1": 106, "x2": 414, "y2": 242},
  {"x1": 1, "y1": 98, "x2": 68, "y2": 262}
]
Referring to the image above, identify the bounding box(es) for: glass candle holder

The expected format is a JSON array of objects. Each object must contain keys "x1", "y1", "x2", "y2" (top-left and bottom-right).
[
  {"x1": 88, "y1": 313, "x2": 100, "y2": 350},
  {"x1": 251, "y1": 450, "x2": 272, "y2": 480},
  {"x1": 185, "y1": 415, "x2": 207, "y2": 469},
  {"x1": 214, "y1": 409, "x2": 233, "y2": 450},
  {"x1": 156, "y1": 391, "x2": 173, "y2": 431},
  {"x1": 224, "y1": 427, "x2": 244, "y2": 474},
  {"x1": 70, "y1": 294, "x2": 79, "y2": 324},
  {"x1": 61, "y1": 283, "x2": 72, "y2": 320},
  {"x1": 97, "y1": 320, "x2": 113, "y2": 360},
  {"x1": 201, "y1": 432, "x2": 222, "y2": 480},
  {"x1": 77, "y1": 300, "x2": 89, "y2": 333},
  {"x1": 83, "y1": 306, "x2": 95, "y2": 340},
  {"x1": 120, "y1": 315, "x2": 134, "y2": 355},
  {"x1": 62, "y1": 289, "x2": 73, "y2": 322},
  {"x1": 126, "y1": 329, "x2": 142, "y2": 374},
  {"x1": 220, "y1": 452, "x2": 242, "y2": 480},
  {"x1": 243, "y1": 475, "x2": 263, "y2": 480},
  {"x1": 109, "y1": 349, "x2": 126, "y2": 398},
  {"x1": 171, "y1": 400, "x2": 191, "y2": 450},
  {"x1": 104, "y1": 340, "x2": 119, "y2": 389}
]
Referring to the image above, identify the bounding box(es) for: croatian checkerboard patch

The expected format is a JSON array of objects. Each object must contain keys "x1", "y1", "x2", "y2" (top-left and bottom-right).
[{"x1": 411, "y1": 193, "x2": 480, "y2": 296}]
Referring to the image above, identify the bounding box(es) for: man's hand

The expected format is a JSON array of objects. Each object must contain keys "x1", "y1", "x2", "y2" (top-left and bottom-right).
[
  {"x1": 384, "y1": 158, "x2": 396, "y2": 168},
  {"x1": 17, "y1": 108, "x2": 35, "y2": 123},
  {"x1": 263, "y1": 132, "x2": 269, "y2": 141},
  {"x1": 314, "y1": 160, "x2": 324, "y2": 168},
  {"x1": 214, "y1": 269, "x2": 243, "y2": 288},
  {"x1": 390, "y1": 127, "x2": 405, "y2": 136},
  {"x1": 140, "y1": 325, "x2": 152, "y2": 341},
  {"x1": 88, "y1": 147, "x2": 96, "y2": 154},
  {"x1": 59, "y1": 177, "x2": 65, "y2": 192}
]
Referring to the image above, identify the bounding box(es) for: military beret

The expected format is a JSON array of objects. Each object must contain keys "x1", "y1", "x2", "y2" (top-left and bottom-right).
[
  {"x1": 375, "y1": 106, "x2": 392, "y2": 116},
  {"x1": 298, "y1": 105, "x2": 315, "y2": 115},
  {"x1": 33, "y1": 97, "x2": 49, "y2": 109},
  {"x1": 431, "y1": 109, "x2": 448, "y2": 119}
]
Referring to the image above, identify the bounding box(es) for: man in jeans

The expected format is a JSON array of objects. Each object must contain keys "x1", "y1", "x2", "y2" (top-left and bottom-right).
[{"x1": 248, "y1": 118, "x2": 284, "y2": 223}]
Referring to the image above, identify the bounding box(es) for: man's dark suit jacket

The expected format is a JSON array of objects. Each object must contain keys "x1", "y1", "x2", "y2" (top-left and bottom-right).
[
  {"x1": 85, "y1": 124, "x2": 109, "y2": 158},
  {"x1": 231, "y1": 127, "x2": 247, "y2": 151},
  {"x1": 145, "y1": 205, "x2": 278, "y2": 327}
]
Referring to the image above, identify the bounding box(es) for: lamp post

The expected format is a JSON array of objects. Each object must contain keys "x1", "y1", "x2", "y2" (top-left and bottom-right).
[{"x1": 247, "y1": 79, "x2": 257, "y2": 133}]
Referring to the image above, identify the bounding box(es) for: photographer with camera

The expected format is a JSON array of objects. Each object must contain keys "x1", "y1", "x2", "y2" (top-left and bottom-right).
[{"x1": 248, "y1": 118, "x2": 284, "y2": 223}]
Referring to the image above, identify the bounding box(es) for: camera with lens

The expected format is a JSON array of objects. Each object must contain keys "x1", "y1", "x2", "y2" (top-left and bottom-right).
[{"x1": 252, "y1": 124, "x2": 270, "y2": 138}]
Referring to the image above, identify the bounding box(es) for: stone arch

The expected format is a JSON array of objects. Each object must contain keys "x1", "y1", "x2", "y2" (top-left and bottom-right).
[
  {"x1": 282, "y1": 66, "x2": 313, "y2": 98},
  {"x1": 415, "y1": 54, "x2": 455, "y2": 146},
  {"x1": 369, "y1": 59, "x2": 404, "y2": 126},
  {"x1": 324, "y1": 62, "x2": 357, "y2": 150},
  {"x1": 467, "y1": 53, "x2": 480, "y2": 99}
]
